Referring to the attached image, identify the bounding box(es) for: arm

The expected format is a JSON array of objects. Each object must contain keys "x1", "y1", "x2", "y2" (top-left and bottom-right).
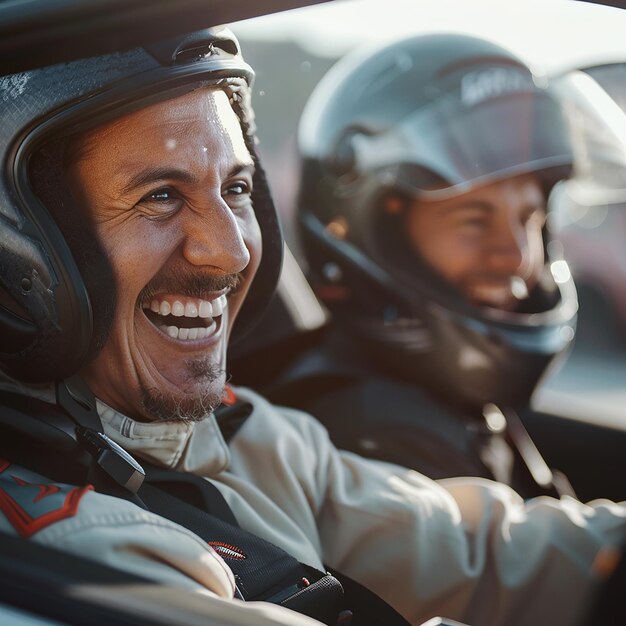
[{"x1": 312, "y1": 428, "x2": 625, "y2": 626}]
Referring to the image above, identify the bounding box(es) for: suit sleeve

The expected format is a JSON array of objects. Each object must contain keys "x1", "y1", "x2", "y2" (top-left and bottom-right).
[{"x1": 308, "y1": 423, "x2": 626, "y2": 626}]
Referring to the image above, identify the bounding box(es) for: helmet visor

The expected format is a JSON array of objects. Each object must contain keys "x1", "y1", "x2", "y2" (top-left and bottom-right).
[
  {"x1": 352, "y1": 70, "x2": 573, "y2": 199},
  {"x1": 553, "y1": 69, "x2": 626, "y2": 206}
]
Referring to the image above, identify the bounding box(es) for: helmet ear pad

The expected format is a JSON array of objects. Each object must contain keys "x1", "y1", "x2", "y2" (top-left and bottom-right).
[
  {"x1": 29, "y1": 139, "x2": 116, "y2": 367},
  {"x1": 326, "y1": 128, "x2": 359, "y2": 178}
]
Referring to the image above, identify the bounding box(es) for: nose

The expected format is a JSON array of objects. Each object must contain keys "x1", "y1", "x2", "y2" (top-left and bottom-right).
[
  {"x1": 485, "y1": 218, "x2": 529, "y2": 276},
  {"x1": 181, "y1": 200, "x2": 250, "y2": 275}
]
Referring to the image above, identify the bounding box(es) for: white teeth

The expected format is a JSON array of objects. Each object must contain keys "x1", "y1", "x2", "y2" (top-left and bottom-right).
[
  {"x1": 472, "y1": 286, "x2": 509, "y2": 305},
  {"x1": 510, "y1": 276, "x2": 529, "y2": 300},
  {"x1": 212, "y1": 295, "x2": 226, "y2": 317},
  {"x1": 158, "y1": 324, "x2": 213, "y2": 341},
  {"x1": 148, "y1": 294, "x2": 227, "y2": 321},
  {"x1": 199, "y1": 300, "x2": 213, "y2": 319}
]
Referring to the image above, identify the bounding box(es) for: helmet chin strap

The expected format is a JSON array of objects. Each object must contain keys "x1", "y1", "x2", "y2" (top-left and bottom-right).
[{"x1": 55, "y1": 376, "x2": 145, "y2": 494}]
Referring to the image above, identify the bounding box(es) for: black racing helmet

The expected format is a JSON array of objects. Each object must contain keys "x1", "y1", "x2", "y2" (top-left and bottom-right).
[
  {"x1": 0, "y1": 27, "x2": 283, "y2": 384},
  {"x1": 297, "y1": 33, "x2": 578, "y2": 411}
]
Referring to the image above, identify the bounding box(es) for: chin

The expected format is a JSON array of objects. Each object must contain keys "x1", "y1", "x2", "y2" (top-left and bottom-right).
[{"x1": 140, "y1": 379, "x2": 226, "y2": 423}]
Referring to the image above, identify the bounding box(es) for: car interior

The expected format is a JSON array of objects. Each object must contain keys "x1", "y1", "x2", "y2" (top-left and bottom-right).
[{"x1": 2, "y1": 0, "x2": 626, "y2": 624}]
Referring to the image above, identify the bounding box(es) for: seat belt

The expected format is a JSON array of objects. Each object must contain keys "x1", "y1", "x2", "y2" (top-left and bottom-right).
[{"x1": 139, "y1": 467, "x2": 347, "y2": 625}]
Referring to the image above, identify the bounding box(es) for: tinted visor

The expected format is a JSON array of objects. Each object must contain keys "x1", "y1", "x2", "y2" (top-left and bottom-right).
[{"x1": 353, "y1": 72, "x2": 572, "y2": 198}]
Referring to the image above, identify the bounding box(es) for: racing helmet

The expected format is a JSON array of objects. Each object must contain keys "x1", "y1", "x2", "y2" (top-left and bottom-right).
[
  {"x1": 0, "y1": 28, "x2": 283, "y2": 384},
  {"x1": 297, "y1": 33, "x2": 578, "y2": 411}
]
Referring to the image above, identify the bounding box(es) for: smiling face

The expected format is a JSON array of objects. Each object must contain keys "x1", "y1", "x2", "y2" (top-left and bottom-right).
[
  {"x1": 406, "y1": 173, "x2": 546, "y2": 310},
  {"x1": 66, "y1": 87, "x2": 261, "y2": 422}
]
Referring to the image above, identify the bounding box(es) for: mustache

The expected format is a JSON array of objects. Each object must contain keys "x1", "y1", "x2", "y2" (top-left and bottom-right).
[{"x1": 138, "y1": 268, "x2": 243, "y2": 305}]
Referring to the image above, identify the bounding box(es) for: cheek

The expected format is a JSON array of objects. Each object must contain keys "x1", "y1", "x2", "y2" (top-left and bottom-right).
[
  {"x1": 239, "y1": 212, "x2": 263, "y2": 276},
  {"x1": 408, "y1": 211, "x2": 467, "y2": 281},
  {"x1": 222, "y1": 213, "x2": 261, "y2": 326},
  {"x1": 98, "y1": 220, "x2": 178, "y2": 299},
  {"x1": 419, "y1": 228, "x2": 480, "y2": 284}
]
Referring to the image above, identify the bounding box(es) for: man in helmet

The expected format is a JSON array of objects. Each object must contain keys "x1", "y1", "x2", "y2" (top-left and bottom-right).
[
  {"x1": 0, "y1": 26, "x2": 625, "y2": 626},
  {"x1": 276, "y1": 32, "x2": 579, "y2": 496}
]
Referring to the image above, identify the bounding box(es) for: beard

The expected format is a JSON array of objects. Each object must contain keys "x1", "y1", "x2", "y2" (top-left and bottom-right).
[
  {"x1": 135, "y1": 265, "x2": 242, "y2": 422},
  {"x1": 140, "y1": 357, "x2": 226, "y2": 423}
]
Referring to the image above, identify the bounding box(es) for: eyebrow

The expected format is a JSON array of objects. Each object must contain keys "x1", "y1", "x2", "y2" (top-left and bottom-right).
[
  {"x1": 120, "y1": 163, "x2": 255, "y2": 195},
  {"x1": 442, "y1": 200, "x2": 494, "y2": 215},
  {"x1": 442, "y1": 199, "x2": 546, "y2": 217}
]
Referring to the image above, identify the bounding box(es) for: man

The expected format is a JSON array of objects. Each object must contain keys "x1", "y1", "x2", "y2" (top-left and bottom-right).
[
  {"x1": 0, "y1": 25, "x2": 624, "y2": 626},
  {"x1": 264, "y1": 33, "x2": 580, "y2": 496}
]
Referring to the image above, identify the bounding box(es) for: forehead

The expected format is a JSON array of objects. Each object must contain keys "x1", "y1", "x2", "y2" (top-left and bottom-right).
[
  {"x1": 416, "y1": 173, "x2": 545, "y2": 214},
  {"x1": 77, "y1": 87, "x2": 252, "y2": 171}
]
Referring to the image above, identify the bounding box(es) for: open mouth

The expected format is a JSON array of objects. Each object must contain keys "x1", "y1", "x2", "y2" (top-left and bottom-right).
[
  {"x1": 141, "y1": 294, "x2": 228, "y2": 341},
  {"x1": 467, "y1": 277, "x2": 529, "y2": 309},
  {"x1": 470, "y1": 284, "x2": 513, "y2": 307}
]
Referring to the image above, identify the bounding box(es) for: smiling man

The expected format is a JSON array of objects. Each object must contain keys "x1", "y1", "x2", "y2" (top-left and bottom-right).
[
  {"x1": 66, "y1": 87, "x2": 260, "y2": 422},
  {"x1": 286, "y1": 32, "x2": 578, "y2": 495},
  {"x1": 0, "y1": 26, "x2": 625, "y2": 626}
]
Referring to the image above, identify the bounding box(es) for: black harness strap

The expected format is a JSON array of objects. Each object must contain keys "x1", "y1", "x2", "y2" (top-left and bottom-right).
[
  {"x1": 139, "y1": 469, "x2": 345, "y2": 625},
  {"x1": 143, "y1": 464, "x2": 239, "y2": 526},
  {"x1": 139, "y1": 460, "x2": 410, "y2": 626},
  {"x1": 326, "y1": 568, "x2": 412, "y2": 626}
]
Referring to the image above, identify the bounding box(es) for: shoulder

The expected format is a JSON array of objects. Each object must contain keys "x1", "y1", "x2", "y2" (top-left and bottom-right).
[
  {"x1": 0, "y1": 459, "x2": 94, "y2": 538},
  {"x1": 0, "y1": 459, "x2": 235, "y2": 595},
  {"x1": 227, "y1": 386, "x2": 337, "y2": 487}
]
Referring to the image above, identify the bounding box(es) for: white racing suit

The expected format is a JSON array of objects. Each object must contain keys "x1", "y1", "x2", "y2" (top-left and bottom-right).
[{"x1": 0, "y1": 385, "x2": 625, "y2": 626}]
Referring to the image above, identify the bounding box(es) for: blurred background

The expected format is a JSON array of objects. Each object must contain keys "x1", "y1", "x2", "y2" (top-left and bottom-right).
[{"x1": 230, "y1": 0, "x2": 626, "y2": 427}]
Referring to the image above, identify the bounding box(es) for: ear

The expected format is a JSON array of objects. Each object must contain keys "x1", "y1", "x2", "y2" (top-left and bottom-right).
[{"x1": 382, "y1": 193, "x2": 408, "y2": 216}]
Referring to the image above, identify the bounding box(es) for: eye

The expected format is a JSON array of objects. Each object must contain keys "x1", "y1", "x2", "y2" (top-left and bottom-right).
[
  {"x1": 448, "y1": 205, "x2": 491, "y2": 233},
  {"x1": 224, "y1": 181, "x2": 252, "y2": 196},
  {"x1": 223, "y1": 178, "x2": 254, "y2": 211},
  {"x1": 136, "y1": 187, "x2": 184, "y2": 218},
  {"x1": 462, "y1": 216, "x2": 489, "y2": 228},
  {"x1": 456, "y1": 213, "x2": 489, "y2": 232}
]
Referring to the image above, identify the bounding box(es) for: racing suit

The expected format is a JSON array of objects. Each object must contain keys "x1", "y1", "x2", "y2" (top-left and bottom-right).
[
  {"x1": 0, "y1": 385, "x2": 624, "y2": 626},
  {"x1": 251, "y1": 327, "x2": 569, "y2": 498}
]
